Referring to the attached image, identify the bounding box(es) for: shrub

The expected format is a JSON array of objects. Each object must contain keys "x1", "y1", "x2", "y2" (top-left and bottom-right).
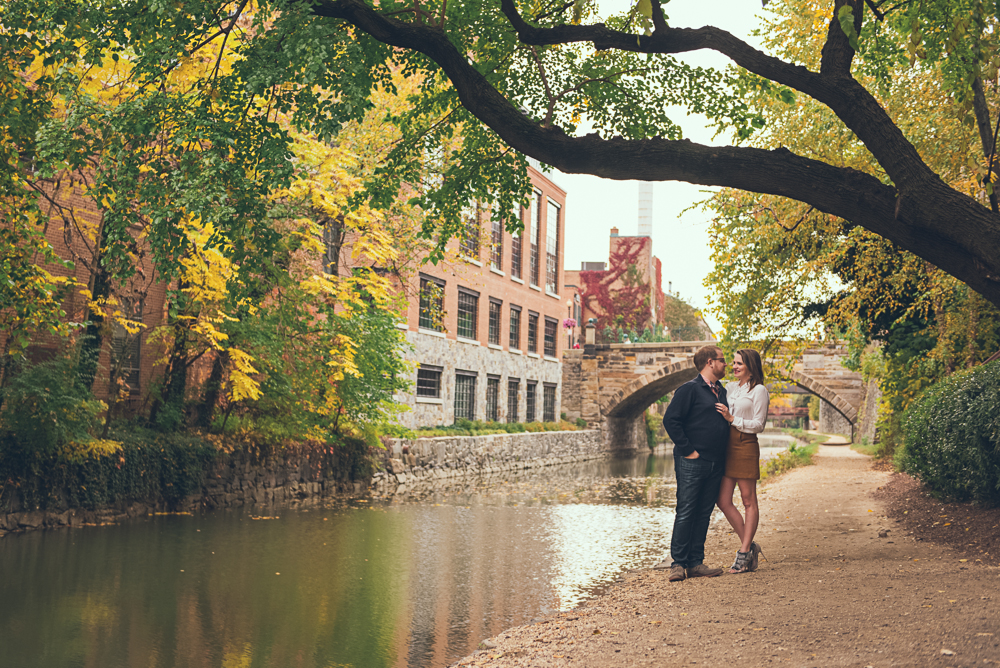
[
  {"x1": 575, "y1": 417, "x2": 587, "y2": 428},
  {"x1": 392, "y1": 420, "x2": 573, "y2": 438},
  {"x1": 644, "y1": 412, "x2": 660, "y2": 450},
  {"x1": 759, "y1": 442, "x2": 817, "y2": 481},
  {"x1": 899, "y1": 361, "x2": 1000, "y2": 504},
  {"x1": 0, "y1": 352, "x2": 107, "y2": 453},
  {"x1": 0, "y1": 425, "x2": 219, "y2": 511}
]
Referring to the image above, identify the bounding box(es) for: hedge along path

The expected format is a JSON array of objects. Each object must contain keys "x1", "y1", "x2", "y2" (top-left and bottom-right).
[{"x1": 456, "y1": 446, "x2": 1000, "y2": 668}]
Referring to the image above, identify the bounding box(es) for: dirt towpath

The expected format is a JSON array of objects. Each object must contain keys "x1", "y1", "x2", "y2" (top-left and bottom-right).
[{"x1": 456, "y1": 446, "x2": 1000, "y2": 667}]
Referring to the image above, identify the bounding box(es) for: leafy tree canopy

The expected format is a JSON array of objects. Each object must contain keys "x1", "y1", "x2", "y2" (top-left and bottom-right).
[
  {"x1": 4, "y1": 0, "x2": 1000, "y2": 306},
  {"x1": 702, "y1": 0, "x2": 1000, "y2": 452}
]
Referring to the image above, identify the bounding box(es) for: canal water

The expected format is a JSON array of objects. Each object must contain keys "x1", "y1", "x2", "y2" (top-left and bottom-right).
[{"x1": 0, "y1": 451, "x2": 681, "y2": 668}]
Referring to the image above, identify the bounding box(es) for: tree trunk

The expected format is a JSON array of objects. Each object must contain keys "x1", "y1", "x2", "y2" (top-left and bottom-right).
[
  {"x1": 971, "y1": 77, "x2": 999, "y2": 214},
  {"x1": 196, "y1": 350, "x2": 227, "y2": 430},
  {"x1": 149, "y1": 316, "x2": 191, "y2": 430}
]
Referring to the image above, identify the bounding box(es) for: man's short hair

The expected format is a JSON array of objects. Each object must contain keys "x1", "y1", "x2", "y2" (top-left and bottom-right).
[{"x1": 693, "y1": 345, "x2": 723, "y2": 371}]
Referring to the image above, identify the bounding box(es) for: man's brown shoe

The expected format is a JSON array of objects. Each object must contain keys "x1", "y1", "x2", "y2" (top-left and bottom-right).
[
  {"x1": 686, "y1": 564, "x2": 723, "y2": 578},
  {"x1": 667, "y1": 565, "x2": 686, "y2": 582}
]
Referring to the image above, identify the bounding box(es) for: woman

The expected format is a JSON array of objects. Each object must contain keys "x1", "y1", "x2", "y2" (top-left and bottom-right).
[{"x1": 714, "y1": 348, "x2": 769, "y2": 573}]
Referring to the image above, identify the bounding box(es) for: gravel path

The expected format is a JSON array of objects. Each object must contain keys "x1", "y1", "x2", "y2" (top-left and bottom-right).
[{"x1": 455, "y1": 446, "x2": 1000, "y2": 667}]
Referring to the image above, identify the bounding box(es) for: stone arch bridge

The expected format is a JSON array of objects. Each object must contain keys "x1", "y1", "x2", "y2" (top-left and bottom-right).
[{"x1": 561, "y1": 342, "x2": 863, "y2": 452}]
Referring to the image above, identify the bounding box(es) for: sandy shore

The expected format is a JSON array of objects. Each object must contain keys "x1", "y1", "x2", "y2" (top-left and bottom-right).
[{"x1": 453, "y1": 445, "x2": 1000, "y2": 667}]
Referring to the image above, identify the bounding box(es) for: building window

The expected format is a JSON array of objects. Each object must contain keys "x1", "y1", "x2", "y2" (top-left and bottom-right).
[
  {"x1": 488, "y1": 299, "x2": 502, "y2": 346},
  {"x1": 507, "y1": 378, "x2": 520, "y2": 422},
  {"x1": 419, "y1": 275, "x2": 446, "y2": 331},
  {"x1": 416, "y1": 365, "x2": 443, "y2": 398},
  {"x1": 509, "y1": 305, "x2": 521, "y2": 350},
  {"x1": 511, "y1": 207, "x2": 523, "y2": 279},
  {"x1": 455, "y1": 371, "x2": 477, "y2": 421},
  {"x1": 526, "y1": 381, "x2": 537, "y2": 422},
  {"x1": 457, "y1": 288, "x2": 479, "y2": 340},
  {"x1": 490, "y1": 210, "x2": 503, "y2": 270},
  {"x1": 461, "y1": 204, "x2": 481, "y2": 260},
  {"x1": 486, "y1": 375, "x2": 500, "y2": 422},
  {"x1": 543, "y1": 383, "x2": 557, "y2": 422},
  {"x1": 546, "y1": 199, "x2": 560, "y2": 293},
  {"x1": 527, "y1": 311, "x2": 538, "y2": 354},
  {"x1": 544, "y1": 316, "x2": 558, "y2": 357},
  {"x1": 529, "y1": 189, "x2": 541, "y2": 286},
  {"x1": 111, "y1": 297, "x2": 143, "y2": 396}
]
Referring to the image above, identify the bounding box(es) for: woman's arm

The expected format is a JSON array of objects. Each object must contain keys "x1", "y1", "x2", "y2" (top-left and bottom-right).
[{"x1": 732, "y1": 385, "x2": 770, "y2": 434}]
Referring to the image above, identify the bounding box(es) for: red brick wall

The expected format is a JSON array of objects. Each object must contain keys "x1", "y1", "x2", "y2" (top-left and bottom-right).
[{"x1": 400, "y1": 166, "x2": 569, "y2": 357}]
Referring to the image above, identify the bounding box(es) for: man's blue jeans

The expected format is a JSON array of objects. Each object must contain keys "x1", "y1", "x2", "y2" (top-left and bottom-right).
[{"x1": 670, "y1": 455, "x2": 725, "y2": 568}]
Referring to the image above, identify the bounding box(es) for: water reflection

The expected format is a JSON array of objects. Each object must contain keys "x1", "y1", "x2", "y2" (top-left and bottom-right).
[{"x1": 0, "y1": 450, "x2": 678, "y2": 668}]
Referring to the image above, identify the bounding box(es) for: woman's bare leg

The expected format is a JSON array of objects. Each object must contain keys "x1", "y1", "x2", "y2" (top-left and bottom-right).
[
  {"x1": 737, "y1": 478, "x2": 759, "y2": 553},
  {"x1": 716, "y1": 475, "x2": 745, "y2": 543}
]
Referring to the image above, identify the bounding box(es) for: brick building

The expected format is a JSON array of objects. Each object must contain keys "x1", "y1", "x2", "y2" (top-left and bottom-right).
[
  {"x1": 564, "y1": 226, "x2": 714, "y2": 344},
  {"x1": 394, "y1": 163, "x2": 568, "y2": 428},
  {"x1": 10, "y1": 163, "x2": 570, "y2": 429}
]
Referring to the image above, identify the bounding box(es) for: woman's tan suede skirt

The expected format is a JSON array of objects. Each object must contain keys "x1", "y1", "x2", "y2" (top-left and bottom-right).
[{"x1": 726, "y1": 425, "x2": 760, "y2": 480}]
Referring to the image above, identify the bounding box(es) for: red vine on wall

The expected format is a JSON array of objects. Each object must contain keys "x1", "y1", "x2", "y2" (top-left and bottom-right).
[{"x1": 578, "y1": 236, "x2": 653, "y2": 339}]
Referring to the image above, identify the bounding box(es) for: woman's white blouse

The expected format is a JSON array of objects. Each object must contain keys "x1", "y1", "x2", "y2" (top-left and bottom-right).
[{"x1": 725, "y1": 381, "x2": 769, "y2": 434}]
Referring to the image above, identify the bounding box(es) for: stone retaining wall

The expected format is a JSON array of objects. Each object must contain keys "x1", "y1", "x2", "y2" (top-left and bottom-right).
[
  {"x1": 0, "y1": 449, "x2": 363, "y2": 538},
  {"x1": 374, "y1": 429, "x2": 605, "y2": 492},
  {"x1": 1, "y1": 430, "x2": 604, "y2": 538}
]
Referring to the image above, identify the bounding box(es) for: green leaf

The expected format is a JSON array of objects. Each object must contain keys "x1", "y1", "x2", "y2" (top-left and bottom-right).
[{"x1": 837, "y1": 5, "x2": 860, "y2": 51}]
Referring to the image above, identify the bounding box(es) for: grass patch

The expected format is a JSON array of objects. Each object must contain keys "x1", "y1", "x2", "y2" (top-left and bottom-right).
[
  {"x1": 760, "y1": 441, "x2": 819, "y2": 482},
  {"x1": 851, "y1": 437, "x2": 880, "y2": 457},
  {"x1": 392, "y1": 419, "x2": 582, "y2": 439},
  {"x1": 779, "y1": 428, "x2": 832, "y2": 446}
]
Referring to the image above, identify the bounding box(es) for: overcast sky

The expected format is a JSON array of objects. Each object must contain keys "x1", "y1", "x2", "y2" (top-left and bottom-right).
[{"x1": 555, "y1": 1, "x2": 768, "y2": 332}]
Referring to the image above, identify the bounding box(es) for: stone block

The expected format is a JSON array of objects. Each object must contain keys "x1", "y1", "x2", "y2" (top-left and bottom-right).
[{"x1": 18, "y1": 511, "x2": 44, "y2": 529}]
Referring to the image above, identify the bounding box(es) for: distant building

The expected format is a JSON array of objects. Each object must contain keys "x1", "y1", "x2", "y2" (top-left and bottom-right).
[
  {"x1": 394, "y1": 164, "x2": 568, "y2": 427},
  {"x1": 564, "y1": 206, "x2": 713, "y2": 345}
]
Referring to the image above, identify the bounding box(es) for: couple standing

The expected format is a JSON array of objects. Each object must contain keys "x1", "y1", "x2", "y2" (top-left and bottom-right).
[{"x1": 655, "y1": 344, "x2": 770, "y2": 581}]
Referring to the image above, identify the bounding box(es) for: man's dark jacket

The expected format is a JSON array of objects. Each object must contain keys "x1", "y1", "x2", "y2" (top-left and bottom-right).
[{"x1": 663, "y1": 375, "x2": 730, "y2": 462}]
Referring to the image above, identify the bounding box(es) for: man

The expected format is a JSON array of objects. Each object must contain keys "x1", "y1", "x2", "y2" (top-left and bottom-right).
[{"x1": 656, "y1": 345, "x2": 730, "y2": 582}]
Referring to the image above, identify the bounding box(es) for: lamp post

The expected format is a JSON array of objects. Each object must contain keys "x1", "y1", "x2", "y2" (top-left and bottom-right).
[{"x1": 584, "y1": 318, "x2": 596, "y2": 356}]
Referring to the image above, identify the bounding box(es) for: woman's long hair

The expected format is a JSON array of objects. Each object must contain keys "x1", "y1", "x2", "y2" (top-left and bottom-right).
[{"x1": 736, "y1": 348, "x2": 765, "y2": 390}]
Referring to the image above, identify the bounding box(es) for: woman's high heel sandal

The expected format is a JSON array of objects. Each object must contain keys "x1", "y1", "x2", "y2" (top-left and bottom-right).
[
  {"x1": 749, "y1": 541, "x2": 765, "y2": 572},
  {"x1": 730, "y1": 550, "x2": 751, "y2": 574}
]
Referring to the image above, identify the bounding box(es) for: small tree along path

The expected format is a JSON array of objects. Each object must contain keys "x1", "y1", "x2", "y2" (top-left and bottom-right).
[{"x1": 458, "y1": 447, "x2": 1000, "y2": 667}]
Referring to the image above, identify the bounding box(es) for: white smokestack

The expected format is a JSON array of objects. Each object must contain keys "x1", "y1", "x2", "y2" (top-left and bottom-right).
[{"x1": 638, "y1": 182, "x2": 653, "y2": 237}]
